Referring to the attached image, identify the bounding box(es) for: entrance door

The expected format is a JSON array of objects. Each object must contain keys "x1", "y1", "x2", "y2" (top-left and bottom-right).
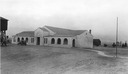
[
  {"x1": 72, "y1": 39, "x2": 75, "y2": 47},
  {"x1": 37, "y1": 37, "x2": 40, "y2": 45}
]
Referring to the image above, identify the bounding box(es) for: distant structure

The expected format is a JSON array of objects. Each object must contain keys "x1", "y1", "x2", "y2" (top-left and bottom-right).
[
  {"x1": 12, "y1": 26, "x2": 93, "y2": 48},
  {"x1": 0, "y1": 17, "x2": 8, "y2": 46},
  {"x1": 0, "y1": 17, "x2": 8, "y2": 35},
  {"x1": 93, "y1": 39, "x2": 101, "y2": 46}
]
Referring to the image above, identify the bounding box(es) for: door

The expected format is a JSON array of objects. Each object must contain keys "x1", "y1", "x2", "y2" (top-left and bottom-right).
[
  {"x1": 37, "y1": 37, "x2": 40, "y2": 45},
  {"x1": 72, "y1": 39, "x2": 75, "y2": 47}
]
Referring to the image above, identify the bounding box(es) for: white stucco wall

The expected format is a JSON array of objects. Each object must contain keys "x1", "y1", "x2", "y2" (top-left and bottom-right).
[
  {"x1": 11, "y1": 36, "x2": 35, "y2": 45},
  {"x1": 12, "y1": 36, "x2": 17, "y2": 44},
  {"x1": 34, "y1": 28, "x2": 51, "y2": 45},
  {"x1": 43, "y1": 37, "x2": 73, "y2": 48},
  {"x1": 34, "y1": 28, "x2": 43, "y2": 45},
  {"x1": 34, "y1": 28, "x2": 44, "y2": 37},
  {"x1": 27, "y1": 37, "x2": 35, "y2": 45},
  {"x1": 76, "y1": 31, "x2": 93, "y2": 48},
  {"x1": 34, "y1": 28, "x2": 45, "y2": 45}
]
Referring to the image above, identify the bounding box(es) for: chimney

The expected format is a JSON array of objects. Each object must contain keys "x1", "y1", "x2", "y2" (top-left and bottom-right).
[{"x1": 89, "y1": 29, "x2": 91, "y2": 34}]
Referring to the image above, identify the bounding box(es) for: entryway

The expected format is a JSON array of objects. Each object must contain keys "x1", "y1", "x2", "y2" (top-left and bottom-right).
[
  {"x1": 37, "y1": 37, "x2": 40, "y2": 45},
  {"x1": 72, "y1": 39, "x2": 75, "y2": 47}
]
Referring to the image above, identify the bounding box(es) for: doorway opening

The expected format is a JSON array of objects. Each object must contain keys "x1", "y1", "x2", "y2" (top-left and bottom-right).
[
  {"x1": 37, "y1": 37, "x2": 40, "y2": 45},
  {"x1": 72, "y1": 39, "x2": 75, "y2": 47}
]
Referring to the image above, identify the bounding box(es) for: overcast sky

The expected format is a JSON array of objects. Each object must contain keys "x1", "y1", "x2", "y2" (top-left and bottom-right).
[{"x1": 0, "y1": 0, "x2": 128, "y2": 43}]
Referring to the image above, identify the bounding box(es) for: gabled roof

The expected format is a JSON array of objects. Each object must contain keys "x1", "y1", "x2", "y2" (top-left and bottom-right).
[
  {"x1": 0, "y1": 17, "x2": 8, "y2": 20},
  {"x1": 15, "y1": 31, "x2": 34, "y2": 37},
  {"x1": 45, "y1": 26, "x2": 86, "y2": 37},
  {"x1": 39, "y1": 27, "x2": 49, "y2": 32}
]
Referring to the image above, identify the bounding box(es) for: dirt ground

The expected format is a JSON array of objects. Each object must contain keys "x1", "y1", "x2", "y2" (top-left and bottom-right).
[
  {"x1": 1, "y1": 45, "x2": 128, "y2": 74},
  {"x1": 94, "y1": 46, "x2": 128, "y2": 57}
]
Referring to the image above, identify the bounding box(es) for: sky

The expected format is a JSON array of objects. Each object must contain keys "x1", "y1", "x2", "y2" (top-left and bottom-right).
[{"x1": 0, "y1": 0, "x2": 128, "y2": 43}]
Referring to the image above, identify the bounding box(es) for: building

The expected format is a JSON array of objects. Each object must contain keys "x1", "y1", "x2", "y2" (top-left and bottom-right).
[
  {"x1": 12, "y1": 26, "x2": 93, "y2": 48},
  {"x1": 0, "y1": 17, "x2": 8, "y2": 46},
  {"x1": 0, "y1": 17, "x2": 8, "y2": 32},
  {"x1": 93, "y1": 39, "x2": 101, "y2": 46},
  {"x1": 12, "y1": 31, "x2": 35, "y2": 45},
  {"x1": 0, "y1": 17, "x2": 8, "y2": 36}
]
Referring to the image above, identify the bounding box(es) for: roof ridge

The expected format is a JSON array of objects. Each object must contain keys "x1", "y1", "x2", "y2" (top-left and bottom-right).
[
  {"x1": 21, "y1": 31, "x2": 34, "y2": 32},
  {"x1": 39, "y1": 27, "x2": 49, "y2": 32},
  {"x1": 45, "y1": 25, "x2": 86, "y2": 31},
  {"x1": 45, "y1": 25, "x2": 74, "y2": 30},
  {"x1": 44, "y1": 25, "x2": 86, "y2": 36},
  {"x1": 0, "y1": 16, "x2": 8, "y2": 20},
  {"x1": 15, "y1": 31, "x2": 34, "y2": 37}
]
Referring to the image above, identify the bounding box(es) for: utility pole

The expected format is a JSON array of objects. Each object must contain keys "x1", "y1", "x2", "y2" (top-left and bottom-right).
[{"x1": 116, "y1": 17, "x2": 118, "y2": 58}]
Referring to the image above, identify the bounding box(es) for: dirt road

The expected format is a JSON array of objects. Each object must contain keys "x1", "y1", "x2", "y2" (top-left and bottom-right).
[{"x1": 1, "y1": 45, "x2": 128, "y2": 74}]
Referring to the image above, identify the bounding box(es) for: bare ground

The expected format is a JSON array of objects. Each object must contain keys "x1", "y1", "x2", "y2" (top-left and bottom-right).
[
  {"x1": 94, "y1": 46, "x2": 128, "y2": 57},
  {"x1": 1, "y1": 45, "x2": 128, "y2": 74}
]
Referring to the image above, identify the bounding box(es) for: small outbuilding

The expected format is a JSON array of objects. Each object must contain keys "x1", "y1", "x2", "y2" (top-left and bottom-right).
[{"x1": 93, "y1": 39, "x2": 101, "y2": 46}]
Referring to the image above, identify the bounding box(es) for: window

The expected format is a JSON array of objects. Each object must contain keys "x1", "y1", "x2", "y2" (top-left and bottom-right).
[
  {"x1": 51, "y1": 38, "x2": 55, "y2": 44},
  {"x1": 57, "y1": 38, "x2": 61, "y2": 44},
  {"x1": 31, "y1": 38, "x2": 34, "y2": 43},
  {"x1": 44, "y1": 38, "x2": 48, "y2": 44},
  {"x1": 63, "y1": 38, "x2": 68, "y2": 45},
  {"x1": 17, "y1": 37, "x2": 20, "y2": 42}
]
